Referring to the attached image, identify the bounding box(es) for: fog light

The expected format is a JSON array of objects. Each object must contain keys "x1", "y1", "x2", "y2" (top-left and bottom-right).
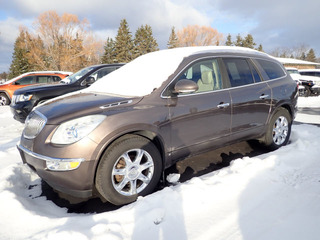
[{"x1": 46, "y1": 160, "x2": 82, "y2": 171}]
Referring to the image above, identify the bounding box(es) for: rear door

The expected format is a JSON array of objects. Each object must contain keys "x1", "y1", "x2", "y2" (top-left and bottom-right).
[{"x1": 222, "y1": 57, "x2": 272, "y2": 139}]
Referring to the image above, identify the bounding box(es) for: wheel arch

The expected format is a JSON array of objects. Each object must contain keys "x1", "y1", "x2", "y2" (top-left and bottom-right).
[
  {"x1": 278, "y1": 104, "x2": 293, "y2": 121},
  {"x1": 92, "y1": 129, "x2": 166, "y2": 186},
  {"x1": 0, "y1": 91, "x2": 11, "y2": 105},
  {"x1": 0, "y1": 90, "x2": 10, "y2": 99},
  {"x1": 269, "y1": 102, "x2": 294, "y2": 124}
]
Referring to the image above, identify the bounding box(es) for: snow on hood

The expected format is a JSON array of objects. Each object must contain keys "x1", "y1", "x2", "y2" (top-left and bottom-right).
[{"x1": 85, "y1": 46, "x2": 266, "y2": 97}]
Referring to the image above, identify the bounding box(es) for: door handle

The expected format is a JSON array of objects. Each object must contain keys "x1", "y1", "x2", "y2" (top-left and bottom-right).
[
  {"x1": 217, "y1": 103, "x2": 230, "y2": 108},
  {"x1": 259, "y1": 94, "x2": 269, "y2": 99}
]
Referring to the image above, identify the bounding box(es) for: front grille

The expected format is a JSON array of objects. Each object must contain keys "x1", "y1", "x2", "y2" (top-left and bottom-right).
[{"x1": 23, "y1": 110, "x2": 47, "y2": 139}]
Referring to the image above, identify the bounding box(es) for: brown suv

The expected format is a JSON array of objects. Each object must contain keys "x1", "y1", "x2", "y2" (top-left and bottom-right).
[{"x1": 17, "y1": 47, "x2": 298, "y2": 205}]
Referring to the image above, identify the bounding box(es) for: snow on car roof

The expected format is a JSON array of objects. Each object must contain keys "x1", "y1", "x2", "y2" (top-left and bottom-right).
[{"x1": 86, "y1": 46, "x2": 267, "y2": 97}]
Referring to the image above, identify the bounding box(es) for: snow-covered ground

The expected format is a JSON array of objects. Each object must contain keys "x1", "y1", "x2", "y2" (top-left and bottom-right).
[{"x1": 0, "y1": 96, "x2": 319, "y2": 240}]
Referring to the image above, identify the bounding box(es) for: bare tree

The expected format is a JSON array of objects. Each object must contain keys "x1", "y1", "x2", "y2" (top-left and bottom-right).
[
  {"x1": 270, "y1": 44, "x2": 312, "y2": 60},
  {"x1": 177, "y1": 25, "x2": 223, "y2": 47},
  {"x1": 25, "y1": 11, "x2": 102, "y2": 72}
]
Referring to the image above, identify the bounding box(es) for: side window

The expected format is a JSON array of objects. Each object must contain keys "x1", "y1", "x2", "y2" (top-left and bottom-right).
[
  {"x1": 255, "y1": 59, "x2": 285, "y2": 80},
  {"x1": 89, "y1": 67, "x2": 117, "y2": 81},
  {"x1": 177, "y1": 58, "x2": 222, "y2": 94},
  {"x1": 52, "y1": 76, "x2": 62, "y2": 82},
  {"x1": 15, "y1": 76, "x2": 36, "y2": 85},
  {"x1": 304, "y1": 71, "x2": 320, "y2": 77},
  {"x1": 249, "y1": 63, "x2": 262, "y2": 82},
  {"x1": 300, "y1": 71, "x2": 315, "y2": 77},
  {"x1": 38, "y1": 76, "x2": 48, "y2": 83},
  {"x1": 223, "y1": 58, "x2": 254, "y2": 87}
]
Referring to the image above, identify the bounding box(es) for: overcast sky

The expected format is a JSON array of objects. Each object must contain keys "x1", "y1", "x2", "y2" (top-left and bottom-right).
[{"x1": 0, "y1": 0, "x2": 319, "y2": 74}]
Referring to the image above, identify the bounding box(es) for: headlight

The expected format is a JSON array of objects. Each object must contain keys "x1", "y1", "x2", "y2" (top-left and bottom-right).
[
  {"x1": 15, "y1": 94, "x2": 33, "y2": 103},
  {"x1": 51, "y1": 115, "x2": 106, "y2": 144}
]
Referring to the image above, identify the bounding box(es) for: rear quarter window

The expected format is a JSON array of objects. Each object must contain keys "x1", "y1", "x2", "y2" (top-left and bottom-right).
[{"x1": 254, "y1": 59, "x2": 286, "y2": 80}]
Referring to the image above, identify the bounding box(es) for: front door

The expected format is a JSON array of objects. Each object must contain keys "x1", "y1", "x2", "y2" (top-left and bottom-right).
[{"x1": 165, "y1": 58, "x2": 232, "y2": 160}]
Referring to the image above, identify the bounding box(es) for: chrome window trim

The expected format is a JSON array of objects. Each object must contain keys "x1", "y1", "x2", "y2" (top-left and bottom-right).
[{"x1": 160, "y1": 54, "x2": 286, "y2": 99}]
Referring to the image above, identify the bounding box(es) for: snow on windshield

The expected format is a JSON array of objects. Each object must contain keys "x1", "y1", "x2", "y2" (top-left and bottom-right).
[
  {"x1": 63, "y1": 66, "x2": 95, "y2": 84},
  {"x1": 86, "y1": 46, "x2": 263, "y2": 97}
]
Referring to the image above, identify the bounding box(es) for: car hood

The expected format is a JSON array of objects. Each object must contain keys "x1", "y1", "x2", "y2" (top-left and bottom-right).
[
  {"x1": 35, "y1": 92, "x2": 141, "y2": 125},
  {"x1": 13, "y1": 82, "x2": 63, "y2": 94}
]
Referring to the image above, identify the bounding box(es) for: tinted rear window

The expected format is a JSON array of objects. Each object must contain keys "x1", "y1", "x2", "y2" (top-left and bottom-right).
[{"x1": 255, "y1": 59, "x2": 285, "y2": 80}]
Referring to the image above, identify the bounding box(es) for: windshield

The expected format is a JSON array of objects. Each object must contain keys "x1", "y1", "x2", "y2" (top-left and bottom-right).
[{"x1": 61, "y1": 66, "x2": 95, "y2": 84}]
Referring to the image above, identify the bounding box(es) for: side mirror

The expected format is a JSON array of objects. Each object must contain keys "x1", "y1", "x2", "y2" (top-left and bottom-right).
[
  {"x1": 174, "y1": 79, "x2": 198, "y2": 94},
  {"x1": 81, "y1": 76, "x2": 95, "y2": 87}
]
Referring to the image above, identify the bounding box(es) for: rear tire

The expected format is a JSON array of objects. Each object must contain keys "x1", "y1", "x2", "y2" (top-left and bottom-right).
[
  {"x1": 0, "y1": 93, "x2": 10, "y2": 106},
  {"x1": 95, "y1": 135, "x2": 162, "y2": 205},
  {"x1": 262, "y1": 107, "x2": 292, "y2": 150}
]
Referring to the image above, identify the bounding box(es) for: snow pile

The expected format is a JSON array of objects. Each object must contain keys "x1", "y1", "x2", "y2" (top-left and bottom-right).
[
  {"x1": 295, "y1": 96, "x2": 320, "y2": 124},
  {"x1": 297, "y1": 96, "x2": 320, "y2": 108},
  {"x1": 0, "y1": 96, "x2": 320, "y2": 240}
]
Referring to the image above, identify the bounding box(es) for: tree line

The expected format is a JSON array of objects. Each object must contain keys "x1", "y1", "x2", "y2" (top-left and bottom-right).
[{"x1": 6, "y1": 10, "x2": 319, "y2": 80}]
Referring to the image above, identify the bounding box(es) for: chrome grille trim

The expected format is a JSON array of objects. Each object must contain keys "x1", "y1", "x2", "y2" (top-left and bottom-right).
[
  {"x1": 17, "y1": 144, "x2": 85, "y2": 163},
  {"x1": 12, "y1": 95, "x2": 17, "y2": 104},
  {"x1": 23, "y1": 110, "x2": 47, "y2": 139}
]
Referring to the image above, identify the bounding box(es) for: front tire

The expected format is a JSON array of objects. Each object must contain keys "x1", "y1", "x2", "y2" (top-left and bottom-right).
[
  {"x1": 96, "y1": 135, "x2": 162, "y2": 205},
  {"x1": 262, "y1": 107, "x2": 292, "y2": 150},
  {"x1": 0, "y1": 93, "x2": 10, "y2": 106}
]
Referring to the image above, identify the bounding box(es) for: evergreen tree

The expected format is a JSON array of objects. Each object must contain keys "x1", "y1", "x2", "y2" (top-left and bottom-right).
[
  {"x1": 225, "y1": 34, "x2": 233, "y2": 46},
  {"x1": 242, "y1": 34, "x2": 256, "y2": 49},
  {"x1": 8, "y1": 30, "x2": 31, "y2": 79},
  {"x1": 256, "y1": 44, "x2": 264, "y2": 52},
  {"x1": 167, "y1": 27, "x2": 179, "y2": 49},
  {"x1": 0, "y1": 72, "x2": 8, "y2": 81},
  {"x1": 101, "y1": 38, "x2": 116, "y2": 64},
  {"x1": 300, "y1": 52, "x2": 306, "y2": 60},
  {"x1": 234, "y1": 34, "x2": 243, "y2": 47},
  {"x1": 114, "y1": 19, "x2": 134, "y2": 63},
  {"x1": 306, "y1": 48, "x2": 316, "y2": 62},
  {"x1": 133, "y1": 25, "x2": 159, "y2": 59}
]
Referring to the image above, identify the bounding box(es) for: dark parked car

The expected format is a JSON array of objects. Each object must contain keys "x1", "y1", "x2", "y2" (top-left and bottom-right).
[
  {"x1": 10, "y1": 64, "x2": 124, "y2": 122},
  {"x1": 17, "y1": 47, "x2": 298, "y2": 205},
  {"x1": 298, "y1": 69, "x2": 320, "y2": 96}
]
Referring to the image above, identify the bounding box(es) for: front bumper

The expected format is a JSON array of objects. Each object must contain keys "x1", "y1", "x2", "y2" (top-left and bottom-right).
[
  {"x1": 17, "y1": 144, "x2": 95, "y2": 199},
  {"x1": 10, "y1": 102, "x2": 33, "y2": 123}
]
